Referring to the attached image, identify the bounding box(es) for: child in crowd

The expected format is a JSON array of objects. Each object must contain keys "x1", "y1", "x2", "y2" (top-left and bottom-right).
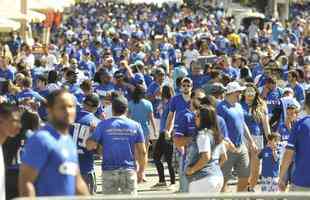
[{"x1": 258, "y1": 133, "x2": 281, "y2": 192}]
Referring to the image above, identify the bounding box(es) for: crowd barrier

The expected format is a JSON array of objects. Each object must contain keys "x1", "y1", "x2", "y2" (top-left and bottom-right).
[{"x1": 14, "y1": 192, "x2": 310, "y2": 200}]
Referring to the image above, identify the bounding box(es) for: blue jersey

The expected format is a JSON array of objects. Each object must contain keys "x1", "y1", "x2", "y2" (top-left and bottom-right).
[
  {"x1": 16, "y1": 89, "x2": 46, "y2": 103},
  {"x1": 241, "y1": 101, "x2": 262, "y2": 136},
  {"x1": 71, "y1": 110, "x2": 100, "y2": 174},
  {"x1": 287, "y1": 116, "x2": 310, "y2": 187},
  {"x1": 90, "y1": 116, "x2": 145, "y2": 171},
  {"x1": 174, "y1": 108, "x2": 196, "y2": 138},
  {"x1": 222, "y1": 67, "x2": 239, "y2": 80},
  {"x1": 79, "y1": 60, "x2": 96, "y2": 78},
  {"x1": 264, "y1": 87, "x2": 283, "y2": 114},
  {"x1": 0, "y1": 67, "x2": 14, "y2": 82},
  {"x1": 277, "y1": 122, "x2": 292, "y2": 142},
  {"x1": 159, "y1": 99, "x2": 171, "y2": 133},
  {"x1": 290, "y1": 83, "x2": 305, "y2": 104},
  {"x1": 21, "y1": 124, "x2": 79, "y2": 196},
  {"x1": 147, "y1": 81, "x2": 161, "y2": 118},
  {"x1": 94, "y1": 83, "x2": 115, "y2": 97},
  {"x1": 258, "y1": 146, "x2": 280, "y2": 177},
  {"x1": 169, "y1": 94, "x2": 190, "y2": 117}
]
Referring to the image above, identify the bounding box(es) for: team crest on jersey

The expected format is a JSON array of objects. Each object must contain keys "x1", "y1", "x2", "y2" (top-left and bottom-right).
[{"x1": 59, "y1": 162, "x2": 78, "y2": 176}]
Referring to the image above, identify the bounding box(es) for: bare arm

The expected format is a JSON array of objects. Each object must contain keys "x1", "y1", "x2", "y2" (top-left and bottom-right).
[
  {"x1": 135, "y1": 142, "x2": 147, "y2": 182},
  {"x1": 149, "y1": 112, "x2": 157, "y2": 136},
  {"x1": 186, "y1": 152, "x2": 211, "y2": 176},
  {"x1": 173, "y1": 136, "x2": 192, "y2": 149},
  {"x1": 243, "y1": 122, "x2": 257, "y2": 151},
  {"x1": 18, "y1": 164, "x2": 38, "y2": 197},
  {"x1": 279, "y1": 149, "x2": 294, "y2": 191},
  {"x1": 86, "y1": 139, "x2": 98, "y2": 151},
  {"x1": 223, "y1": 138, "x2": 238, "y2": 153},
  {"x1": 165, "y1": 111, "x2": 175, "y2": 134},
  {"x1": 261, "y1": 105, "x2": 271, "y2": 138},
  {"x1": 75, "y1": 171, "x2": 90, "y2": 195}
]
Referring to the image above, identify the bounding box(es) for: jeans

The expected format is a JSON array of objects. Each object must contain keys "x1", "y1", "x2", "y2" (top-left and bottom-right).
[
  {"x1": 153, "y1": 133, "x2": 175, "y2": 184},
  {"x1": 102, "y1": 169, "x2": 137, "y2": 195},
  {"x1": 179, "y1": 153, "x2": 189, "y2": 192}
]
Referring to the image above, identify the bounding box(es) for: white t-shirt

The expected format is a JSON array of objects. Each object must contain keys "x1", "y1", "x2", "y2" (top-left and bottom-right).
[
  {"x1": 104, "y1": 105, "x2": 113, "y2": 119},
  {"x1": 0, "y1": 145, "x2": 5, "y2": 200},
  {"x1": 184, "y1": 49, "x2": 200, "y2": 68},
  {"x1": 23, "y1": 54, "x2": 35, "y2": 69},
  {"x1": 197, "y1": 131, "x2": 226, "y2": 160},
  {"x1": 280, "y1": 43, "x2": 295, "y2": 56}
]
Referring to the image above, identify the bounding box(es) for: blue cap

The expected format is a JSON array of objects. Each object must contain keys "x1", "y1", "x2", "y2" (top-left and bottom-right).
[{"x1": 133, "y1": 73, "x2": 145, "y2": 85}]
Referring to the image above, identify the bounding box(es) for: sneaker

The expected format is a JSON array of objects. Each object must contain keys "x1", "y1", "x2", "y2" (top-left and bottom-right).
[{"x1": 152, "y1": 182, "x2": 168, "y2": 188}]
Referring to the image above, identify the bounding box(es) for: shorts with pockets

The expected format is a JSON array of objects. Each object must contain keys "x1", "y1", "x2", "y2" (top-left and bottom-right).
[{"x1": 221, "y1": 144, "x2": 250, "y2": 180}]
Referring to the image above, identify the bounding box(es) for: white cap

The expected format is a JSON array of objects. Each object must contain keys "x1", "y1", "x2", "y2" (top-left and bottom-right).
[{"x1": 226, "y1": 82, "x2": 246, "y2": 94}]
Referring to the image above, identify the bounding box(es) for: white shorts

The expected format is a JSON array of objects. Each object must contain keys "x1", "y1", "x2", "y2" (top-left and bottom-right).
[
  {"x1": 149, "y1": 118, "x2": 160, "y2": 140},
  {"x1": 189, "y1": 176, "x2": 223, "y2": 193}
]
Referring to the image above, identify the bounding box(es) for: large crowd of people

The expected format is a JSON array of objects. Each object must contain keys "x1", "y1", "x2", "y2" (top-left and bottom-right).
[{"x1": 0, "y1": 0, "x2": 310, "y2": 198}]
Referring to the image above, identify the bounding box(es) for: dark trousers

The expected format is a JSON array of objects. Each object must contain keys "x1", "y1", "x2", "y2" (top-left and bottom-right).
[
  {"x1": 82, "y1": 171, "x2": 96, "y2": 194},
  {"x1": 6, "y1": 168, "x2": 19, "y2": 200},
  {"x1": 153, "y1": 133, "x2": 175, "y2": 184}
]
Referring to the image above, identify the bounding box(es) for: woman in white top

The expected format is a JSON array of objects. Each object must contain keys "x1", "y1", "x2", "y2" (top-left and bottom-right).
[{"x1": 185, "y1": 105, "x2": 227, "y2": 193}]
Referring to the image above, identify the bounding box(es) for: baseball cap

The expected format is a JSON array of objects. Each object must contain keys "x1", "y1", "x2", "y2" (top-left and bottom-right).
[
  {"x1": 287, "y1": 99, "x2": 301, "y2": 110},
  {"x1": 181, "y1": 77, "x2": 193, "y2": 84},
  {"x1": 133, "y1": 73, "x2": 145, "y2": 85},
  {"x1": 211, "y1": 83, "x2": 227, "y2": 94},
  {"x1": 283, "y1": 87, "x2": 294, "y2": 94},
  {"x1": 84, "y1": 94, "x2": 100, "y2": 108},
  {"x1": 226, "y1": 81, "x2": 246, "y2": 94}
]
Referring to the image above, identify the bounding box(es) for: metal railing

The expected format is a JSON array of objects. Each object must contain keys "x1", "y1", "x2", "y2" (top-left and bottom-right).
[{"x1": 14, "y1": 192, "x2": 310, "y2": 200}]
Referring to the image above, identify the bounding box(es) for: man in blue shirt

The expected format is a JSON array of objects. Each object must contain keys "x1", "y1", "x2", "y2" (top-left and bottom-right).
[
  {"x1": 279, "y1": 92, "x2": 310, "y2": 191},
  {"x1": 287, "y1": 70, "x2": 305, "y2": 104},
  {"x1": 79, "y1": 51, "x2": 96, "y2": 78},
  {"x1": 217, "y1": 82, "x2": 257, "y2": 192},
  {"x1": 165, "y1": 77, "x2": 192, "y2": 136},
  {"x1": 86, "y1": 95, "x2": 147, "y2": 195},
  {"x1": 218, "y1": 55, "x2": 239, "y2": 81},
  {"x1": 71, "y1": 94, "x2": 101, "y2": 194},
  {"x1": 19, "y1": 89, "x2": 89, "y2": 196},
  {"x1": 16, "y1": 77, "x2": 46, "y2": 108},
  {"x1": 261, "y1": 77, "x2": 283, "y2": 115},
  {"x1": 94, "y1": 69, "x2": 115, "y2": 97}
]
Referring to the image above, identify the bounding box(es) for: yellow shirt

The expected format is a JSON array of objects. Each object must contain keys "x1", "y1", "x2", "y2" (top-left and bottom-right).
[{"x1": 227, "y1": 33, "x2": 241, "y2": 47}]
